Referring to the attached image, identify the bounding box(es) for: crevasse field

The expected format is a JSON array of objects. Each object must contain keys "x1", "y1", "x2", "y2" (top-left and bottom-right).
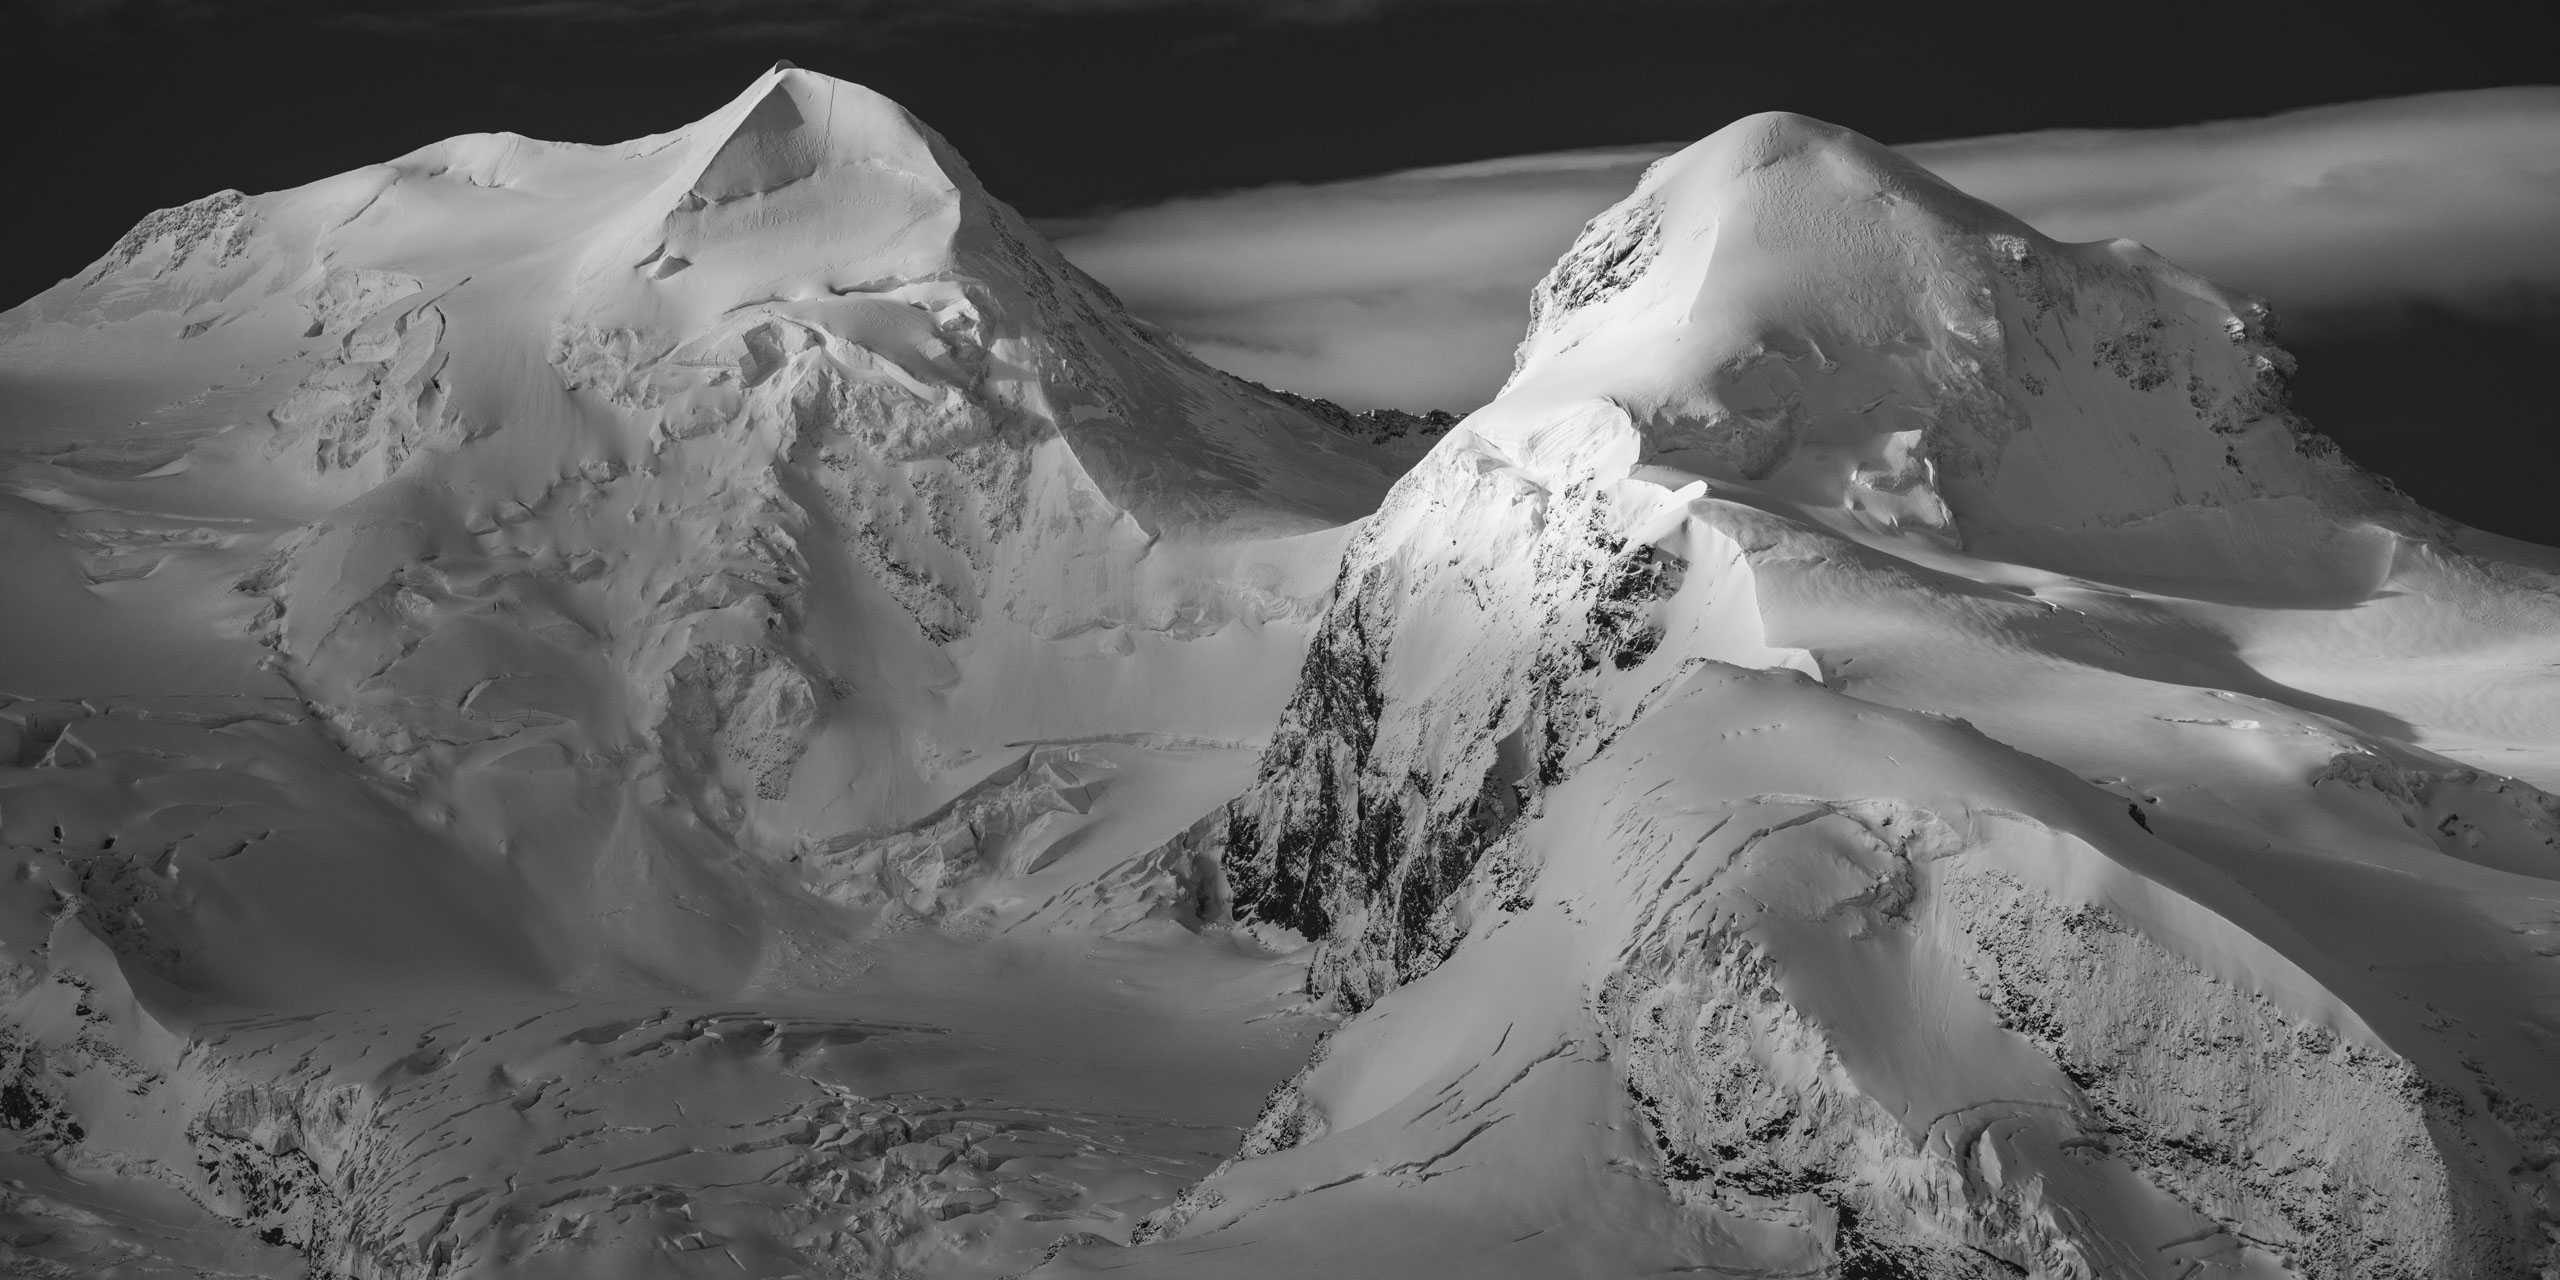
[{"x1": 1, "y1": 64, "x2": 2555, "y2": 1279}]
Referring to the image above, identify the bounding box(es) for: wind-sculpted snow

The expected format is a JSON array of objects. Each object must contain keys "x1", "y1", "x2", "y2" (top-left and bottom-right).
[
  {"x1": 268, "y1": 290, "x2": 462, "y2": 484},
  {"x1": 8, "y1": 80, "x2": 2560, "y2": 1280}
]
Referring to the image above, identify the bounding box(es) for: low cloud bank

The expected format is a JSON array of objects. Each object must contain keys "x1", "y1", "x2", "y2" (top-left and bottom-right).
[{"x1": 1052, "y1": 88, "x2": 2560, "y2": 412}]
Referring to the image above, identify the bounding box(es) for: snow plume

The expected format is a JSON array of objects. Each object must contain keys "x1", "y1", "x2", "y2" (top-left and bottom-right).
[{"x1": 1053, "y1": 87, "x2": 2560, "y2": 412}]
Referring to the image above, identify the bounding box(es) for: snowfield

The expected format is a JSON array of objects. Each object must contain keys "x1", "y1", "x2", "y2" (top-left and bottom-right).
[{"x1": 1, "y1": 66, "x2": 2555, "y2": 1279}]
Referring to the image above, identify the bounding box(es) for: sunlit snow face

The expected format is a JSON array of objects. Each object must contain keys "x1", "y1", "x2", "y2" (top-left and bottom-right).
[{"x1": 1051, "y1": 88, "x2": 2560, "y2": 415}]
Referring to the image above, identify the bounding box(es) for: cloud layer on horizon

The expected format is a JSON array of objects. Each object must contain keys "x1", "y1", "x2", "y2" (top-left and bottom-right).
[{"x1": 1051, "y1": 88, "x2": 2560, "y2": 411}]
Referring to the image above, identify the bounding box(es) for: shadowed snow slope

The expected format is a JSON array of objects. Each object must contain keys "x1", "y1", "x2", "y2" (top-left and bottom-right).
[{"x1": 4, "y1": 88, "x2": 2559, "y2": 1280}]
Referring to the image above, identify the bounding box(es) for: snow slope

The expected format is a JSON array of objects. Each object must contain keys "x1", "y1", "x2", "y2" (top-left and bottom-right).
[{"x1": 5, "y1": 82, "x2": 2559, "y2": 1280}]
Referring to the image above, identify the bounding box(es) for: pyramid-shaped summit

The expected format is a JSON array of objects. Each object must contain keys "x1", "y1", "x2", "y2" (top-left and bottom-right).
[
  {"x1": 588, "y1": 65, "x2": 997, "y2": 299},
  {"x1": 681, "y1": 65, "x2": 968, "y2": 204}
]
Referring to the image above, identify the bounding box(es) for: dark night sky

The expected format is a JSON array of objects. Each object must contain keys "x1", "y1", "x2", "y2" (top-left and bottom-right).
[{"x1": 10, "y1": 0, "x2": 2560, "y2": 537}]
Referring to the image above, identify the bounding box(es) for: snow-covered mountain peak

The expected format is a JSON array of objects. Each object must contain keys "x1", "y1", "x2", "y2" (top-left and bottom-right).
[
  {"x1": 591, "y1": 66, "x2": 986, "y2": 297},
  {"x1": 1181, "y1": 108, "x2": 2560, "y2": 1280},
  {"x1": 554, "y1": 67, "x2": 1005, "y2": 348},
  {"x1": 1511, "y1": 111, "x2": 2005, "y2": 368},
  {"x1": 0, "y1": 66, "x2": 1435, "y2": 987},
  {"x1": 682, "y1": 66, "x2": 962, "y2": 202},
  {"x1": 1496, "y1": 111, "x2": 2377, "y2": 565}
]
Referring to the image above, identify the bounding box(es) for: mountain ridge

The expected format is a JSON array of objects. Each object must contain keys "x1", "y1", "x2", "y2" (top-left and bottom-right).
[{"x1": 1, "y1": 69, "x2": 2556, "y2": 1280}]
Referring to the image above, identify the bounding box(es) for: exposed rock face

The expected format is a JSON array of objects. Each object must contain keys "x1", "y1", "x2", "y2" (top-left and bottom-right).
[
  {"x1": 86, "y1": 191, "x2": 255, "y2": 287},
  {"x1": 1511, "y1": 186, "x2": 1662, "y2": 380},
  {"x1": 1250, "y1": 382, "x2": 1462, "y2": 458},
  {"x1": 1219, "y1": 401, "x2": 1804, "y2": 1009},
  {"x1": 1937, "y1": 864, "x2": 2501, "y2": 1277}
]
